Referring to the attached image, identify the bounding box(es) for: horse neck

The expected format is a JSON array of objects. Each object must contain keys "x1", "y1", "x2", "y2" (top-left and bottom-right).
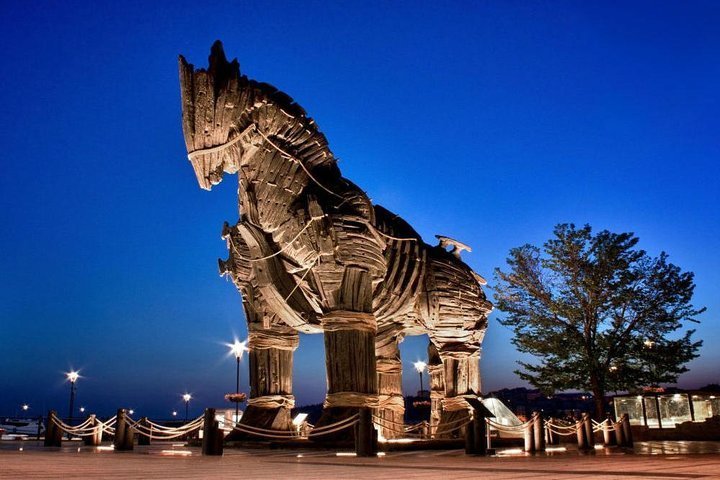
[{"x1": 238, "y1": 105, "x2": 338, "y2": 233}]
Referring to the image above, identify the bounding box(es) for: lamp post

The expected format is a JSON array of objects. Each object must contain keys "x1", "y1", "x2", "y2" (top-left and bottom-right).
[
  {"x1": 66, "y1": 371, "x2": 79, "y2": 421},
  {"x1": 229, "y1": 339, "x2": 249, "y2": 424},
  {"x1": 22, "y1": 404, "x2": 29, "y2": 414},
  {"x1": 183, "y1": 393, "x2": 192, "y2": 421},
  {"x1": 414, "y1": 361, "x2": 427, "y2": 398}
]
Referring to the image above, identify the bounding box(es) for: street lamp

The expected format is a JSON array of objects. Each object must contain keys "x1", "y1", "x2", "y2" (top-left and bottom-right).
[
  {"x1": 172, "y1": 410, "x2": 178, "y2": 418},
  {"x1": 66, "y1": 371, "x2": 80, "y2": 421},
  {"x1": 79, "y1": 406, "x2": 85, "y2": 414},
  {"x1": 229, "y1": 339, "x2": 249, "y2": 423},
  {"x1": 414, "y1": 361, "x2": 427, "y2": 397},
  {"x1": 22, "y1": 404, "x2": 29, "y2": 413},
  {"x1": 183, "y1": 393, "x2": 192, "y2": 421}
]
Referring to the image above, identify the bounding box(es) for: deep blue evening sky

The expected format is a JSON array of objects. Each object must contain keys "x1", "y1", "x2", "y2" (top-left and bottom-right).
[{"x1": 1, "y1": 1, "x2": 718, "y2": 418}]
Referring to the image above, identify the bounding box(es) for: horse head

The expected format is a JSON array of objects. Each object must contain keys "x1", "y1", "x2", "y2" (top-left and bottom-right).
[{"x1": 179, "y1": 41, "x2": 322, "y2": 192}]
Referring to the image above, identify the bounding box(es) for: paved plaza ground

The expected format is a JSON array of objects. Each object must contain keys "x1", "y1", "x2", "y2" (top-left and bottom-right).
[{"x1": 2, "y1": 440, "x2": 720, "y2": 479}]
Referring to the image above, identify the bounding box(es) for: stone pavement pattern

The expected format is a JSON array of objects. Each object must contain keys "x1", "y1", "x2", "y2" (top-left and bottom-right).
[{"x1": 2, "y1": 443, "x2": 720, "y2": 479}]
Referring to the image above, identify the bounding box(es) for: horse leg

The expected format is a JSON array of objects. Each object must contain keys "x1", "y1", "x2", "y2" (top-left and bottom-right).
[
  {"x1": 311, "y1": 266, "x2": 378, "y2": 441},
  {"x1": 428, "y1": 342, "x2": 445, "y2": 436},
  {"x1": 433, "y1": 340, "x2": 481, "y2": 439},
  {"x1": 226, "y1": 301, "x2": 299, "y2": 440},
  {"x1": 375, "y1": 323, "x2": 405, "y2": 439}
]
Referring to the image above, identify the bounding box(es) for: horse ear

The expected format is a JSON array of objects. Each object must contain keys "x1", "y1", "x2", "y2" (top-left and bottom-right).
[{"x1": 209, "y1": 40, "x2": 240, "y2": 82}]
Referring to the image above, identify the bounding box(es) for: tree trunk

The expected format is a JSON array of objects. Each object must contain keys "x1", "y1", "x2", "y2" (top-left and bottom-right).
[{"x1": 590, "y1": 375, "x2": 606, "y2": 419}]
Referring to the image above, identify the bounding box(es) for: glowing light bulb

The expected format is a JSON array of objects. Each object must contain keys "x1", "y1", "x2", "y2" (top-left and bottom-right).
[{"x1": 228, "y1": 339, "x2": 249, "y2": 359}]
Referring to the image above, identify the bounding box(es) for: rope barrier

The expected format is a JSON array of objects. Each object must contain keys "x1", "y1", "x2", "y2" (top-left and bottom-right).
[
  {"x1": 592, "y1": 419, "x2": 610, "y2": 432},
  {"x1": 126, "y1": 415, "x2": 205, "y2": 440},
  {"x1": 309, "y1": 414, "x2": 359, "y2": 433},
  {"x1": 143, "y1": 415, "x2": 204, "y2": 432},
  {"x1": 50, "y1": 417, "x2": 102, "y2": 437},
  {"x1": 371, "y1": 416, "x2": 425, "y2": 438},
  {"x1": 544, "y1": 419, "x2": 584, "y2": 437},
  {"x1": 432, "y1": 416, "x2": 473, "y2": 437},
  {"x1": 229, "y1": 414, "x2": 360, "y2": 440},
  {"x1": 486, "y1": 418, "x2": 533, "y2": 433}
]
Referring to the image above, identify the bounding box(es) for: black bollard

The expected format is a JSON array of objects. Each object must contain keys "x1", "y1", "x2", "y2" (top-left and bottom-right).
[
  {"x1": 603, "y1": 413, "x2": 615, "y2": 446},
  {"x1": 614, "y1": 416, "x2": 625, "y2": 446},
  {"x1": 621, "y1": 414, "x2": 634, "y2": 448},
  {"x1": 583, "y1": 413, "x2": 594, "y2": 449},
  {"x1": 576, "y1": 418, "x2": 588, "y2": 450},
  {"x1": 113, "y1": 408, "x2": 134, "y2": 451},
  {"x1": 137, "y1": 417, "x2": 151, "y2": 446},
  {"x1": 83, "y1": 415, "x2": 102, "y2": 446},
  {"x1": 201, "y1": 408, "x2": 224, "y2": 456},
  {"x1": 533, "y1": 412, "x2": 546, "y2": 452},
  {"x1": 464, "y1": 415, "x2": 475, "y2": 455},
  {"x1": 43, "y1": 410, "x2": 62, "y2": 447},
  {"x1": 473, "y1": 414, "x2": 487, "y2": 455},
  {"x1": 464, "y1": 398, "x2": 491, "y2": 455},
  {"x1": 463, "y1": 413, "x2": 485, "y2": 455},
  {"x1": 523, "y1": 416, "x2": 535, "y2": 453},
  {"x1": 355, "y1": 408, "x2": 377, "y2": 457},
  {"x1": 545, "y1": 418, "x2": 557, "y2": 445}
]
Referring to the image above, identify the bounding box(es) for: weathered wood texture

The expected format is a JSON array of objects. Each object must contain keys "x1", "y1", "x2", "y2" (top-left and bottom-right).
[{"x1": 179, "y1": 42, "x2": 492, "y2": 433}]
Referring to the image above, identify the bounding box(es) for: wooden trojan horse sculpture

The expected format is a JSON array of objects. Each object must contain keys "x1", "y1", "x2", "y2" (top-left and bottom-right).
[{"x1": 178, "y1": 42, "x2": 492, "y2": 439}]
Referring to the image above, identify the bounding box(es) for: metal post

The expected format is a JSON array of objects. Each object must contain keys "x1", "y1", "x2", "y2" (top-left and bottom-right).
[
  {"x1": 68, "y1": 381, "x2": 76, "y2": 422},
  {"x1": 235, "y1": 356, "x2": 240, "y2": 423},
  {"x1": 419, "y1": 371, "x2": 424, "y2": 397},
  {"x1": 655, "y1": 396, "x2": 663, "y2": 429},
  {"x1": 688, "y1": 394, "x2": 696, "y2": 422}
]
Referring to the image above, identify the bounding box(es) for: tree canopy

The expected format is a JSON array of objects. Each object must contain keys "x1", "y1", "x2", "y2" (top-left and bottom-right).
[{"x1": 494, "y1": 224, "x2": 704, "y2": 417}]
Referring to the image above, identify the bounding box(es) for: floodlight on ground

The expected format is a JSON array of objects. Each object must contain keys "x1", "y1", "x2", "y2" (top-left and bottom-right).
[{"x1": 292, "y1": 413, "x2": 308, "y2": 426}]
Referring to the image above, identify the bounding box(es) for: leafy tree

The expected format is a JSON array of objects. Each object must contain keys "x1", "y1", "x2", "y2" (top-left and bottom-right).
[{"x1": 494, "y1": 224, "x2": 704, "y2": 418}]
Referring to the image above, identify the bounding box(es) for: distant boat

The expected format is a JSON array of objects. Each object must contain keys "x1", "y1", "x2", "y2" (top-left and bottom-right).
[{"x1": 0, "y1": 417, "x2": 45, "y2": 438}]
